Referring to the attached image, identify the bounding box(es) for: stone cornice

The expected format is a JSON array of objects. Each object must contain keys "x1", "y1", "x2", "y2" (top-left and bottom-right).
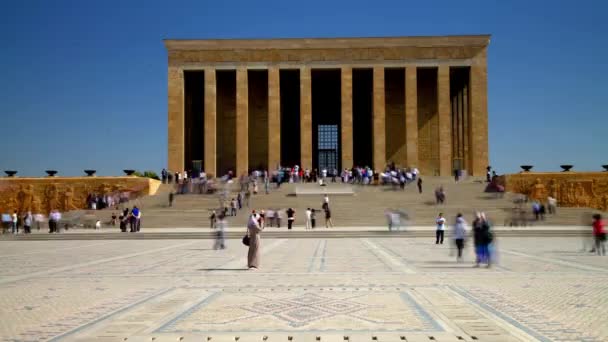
[{"x1": 163, "y1": 35, "x2": 491, "y2": 51}]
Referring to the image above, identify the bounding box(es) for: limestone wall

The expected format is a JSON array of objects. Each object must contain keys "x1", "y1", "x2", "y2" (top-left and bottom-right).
[
  {"x1": 501, "y1": 172, "x2": 608, "y2": 211},
  {"x1": 0, "y1": 177, "x2": 161, "y2": 214}
]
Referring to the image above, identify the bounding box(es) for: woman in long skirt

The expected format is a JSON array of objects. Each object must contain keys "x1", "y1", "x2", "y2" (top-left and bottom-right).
[{"x1": 247, "y1": 213, "x2": 263, "y2": 269}]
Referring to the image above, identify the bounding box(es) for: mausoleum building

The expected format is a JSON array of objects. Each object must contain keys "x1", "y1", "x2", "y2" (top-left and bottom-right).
[{"x1": 164, "y1": 35, "x2": 489, "y2": 177}]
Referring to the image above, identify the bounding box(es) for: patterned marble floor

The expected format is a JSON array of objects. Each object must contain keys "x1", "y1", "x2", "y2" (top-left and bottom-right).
[{"x1": 0, "y1": 237, "x2": 606, "y2": 342}]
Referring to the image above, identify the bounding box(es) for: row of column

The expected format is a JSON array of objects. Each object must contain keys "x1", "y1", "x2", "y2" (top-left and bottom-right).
[{"x1": 168, "y1": 63, "x2": 487, "y2": 177}]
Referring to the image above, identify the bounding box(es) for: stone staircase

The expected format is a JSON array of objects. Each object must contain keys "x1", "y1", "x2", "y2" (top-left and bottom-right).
[{"x1": 88, "y1": 177, "x2": 598, "y2": 228}]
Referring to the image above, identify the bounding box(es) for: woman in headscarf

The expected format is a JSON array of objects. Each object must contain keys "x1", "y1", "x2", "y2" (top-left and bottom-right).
[{"x1": 247, "y1": 211, "x2": 263, "y2": 269}]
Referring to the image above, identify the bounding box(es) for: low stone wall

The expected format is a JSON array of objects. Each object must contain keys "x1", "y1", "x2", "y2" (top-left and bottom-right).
[
  {"x1": 500, "y1": 172, "x2": 608, "y2": 211},
  {"x1": 0, "y1": 177, "x2": 161, "y2": 214}
]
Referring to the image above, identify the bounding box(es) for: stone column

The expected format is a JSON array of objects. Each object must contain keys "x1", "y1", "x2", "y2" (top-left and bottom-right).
[
  {"x1": 300, "y1": 66, "x2": 312, "y2": 170},
  {"x1": 168, "y1": 66, "x2": 184, "y2": 173},
  {"x1": 204, "y1": 68, "x2": 217, "y2": 177},
  {"x1": 469, "y1": 49, "x2": 489, "y2": 177},
  {"x1": 437, "y1": 65, "x2": 452, "y2": 176},
  {"x1": 373, "y1": 66, "x2": 386, "y2": 172},
  {"x1": 268, "y1": 66, "x2": 281, "y2": 170},
  {"x1": 341, "y1": 67, "x2": 353, "y2": 169},
  {"x1": 405, "y1": 67, "x2": 418, "y2": 168},
  {"x1": 236, "y1": 67, "x2": 249, "y2": 176},
  {"x1": 462, "y1": 84, "x2": 469, "y2": 171}
]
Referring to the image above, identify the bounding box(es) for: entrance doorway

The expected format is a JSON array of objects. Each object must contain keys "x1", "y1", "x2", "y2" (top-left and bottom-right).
[{"x1": 317, "y1": 124, "x2": 339, "y2": 171}]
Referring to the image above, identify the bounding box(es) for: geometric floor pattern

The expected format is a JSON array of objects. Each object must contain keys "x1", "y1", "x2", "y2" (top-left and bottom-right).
[{"x1": 0, "y1": 236, "x2": 607, "y2": 341}]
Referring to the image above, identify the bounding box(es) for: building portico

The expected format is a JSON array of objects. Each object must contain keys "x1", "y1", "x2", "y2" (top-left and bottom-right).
[{"x1": 165, "y1": 35, "x2": 489, "y2": 177}]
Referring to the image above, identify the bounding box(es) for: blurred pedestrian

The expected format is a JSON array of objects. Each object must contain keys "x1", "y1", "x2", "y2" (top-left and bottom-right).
[
  {"x1": 209, "y1": 210, "x2": 216, "y2": 229},
  {"x1": 592, "y1": 214, "x2": 606, "y2": 256},
  {"x1": 453, "y1": 213, "x2": 467, "y2": 262},
  {"x1": 324, "y1": 206, "x2": 333, "y2": 228},
  {"x1": 305, "y1": 208, "x2": 312, "y2": 230},
  {"x1": 435, "y1": 213, "x2": 446, "y2": 244},
  {"x1": 286, "y1": 208, "x2": 295, "y2": 230},
  {"x1": 311, "y1": 209, "x2": 317, "y2": 229},
  {"x1": 214, "y1": 213, "x2": 226, "y2": 250},
  {"x1": 23, "y1": 212, "x2": 32, "y2": 234}
]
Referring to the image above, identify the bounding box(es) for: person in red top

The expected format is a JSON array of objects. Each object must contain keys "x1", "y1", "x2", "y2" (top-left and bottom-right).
[{"x1": 592, "y1": 214, "x2": 606, "y2": 256}]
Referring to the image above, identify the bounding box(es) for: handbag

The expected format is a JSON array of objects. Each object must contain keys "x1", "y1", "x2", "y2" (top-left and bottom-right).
[{"x1": 242, "y1": 234, "x2": 250, "y2": 246}]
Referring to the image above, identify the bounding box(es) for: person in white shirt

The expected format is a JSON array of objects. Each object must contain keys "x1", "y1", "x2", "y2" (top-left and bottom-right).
[
  {"x1": 11, "y1": 211, "x2": 18, "y2": 234},
  {"x1": 412, "y1": 168, "x2": 419, "y2": 180},
  {"x1": 95, "y1": 220, "x2": 101, "y2": 230},
  {"x1": 305, "y1": 208, "x2": 312, "y2": 230},
  {"x1": 435, "y1": 213, "x2": 446, "y2": 244}
]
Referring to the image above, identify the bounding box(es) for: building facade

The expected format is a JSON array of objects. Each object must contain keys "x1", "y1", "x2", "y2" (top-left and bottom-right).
[{"x1": 164, "y1": 35, "x2": 489, "y2": 177}]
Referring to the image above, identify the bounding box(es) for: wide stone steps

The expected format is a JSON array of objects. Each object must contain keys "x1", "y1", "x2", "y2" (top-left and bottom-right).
[{"x1": 0, "y1": 228, "x2": 587, "y2": 240}]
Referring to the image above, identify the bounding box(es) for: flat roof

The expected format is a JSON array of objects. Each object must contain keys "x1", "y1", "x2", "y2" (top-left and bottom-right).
[{"x1": 164, "y1": 35, "x2": 491, "y2": 51}]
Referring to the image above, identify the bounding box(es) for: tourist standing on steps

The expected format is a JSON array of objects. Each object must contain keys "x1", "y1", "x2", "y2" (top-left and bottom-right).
[
  {"x1": 209, "y1": 210, "x2": 216, "y2": 229},
  {"x1": 435, "y1": 213, "x2": 446, "y2": 244},
  {"x1": 286, "y1": 207, "x2": 295, "y2": 229},
  {"x1": 417, "y1": 178, "x2": 423, "y2": 194},
  {"x1": 305, "y1": 208, "x2": 312, "y2": 230},
  {"x1": 311, "y1": 209, "x2": 316, "y2": 229},
  {"x1": 168, "y1": 192, "x2": 174, "y2": 207},
  {"x1": 230, "y1": 198, "x2": 237, "y2": 216},
  {"x1": 247, "y1": 212, "x2": 263, "y2": 269},
  {"x1": 161, "y1": 168, "x2": 168, "y2": 183},
  {"x1": 453, "y1": 213, "x2": 467, "y2": 262},
  {"x1": 592, "y1": 214, "x2": 606, "y2": 256},
  {"x1": 245, "y1": 189, "x2": 251, "y2": 208}
]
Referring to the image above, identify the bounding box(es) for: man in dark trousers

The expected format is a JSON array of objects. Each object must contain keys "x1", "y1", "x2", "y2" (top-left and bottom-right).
[
  {"x1": 417, "y1": 178, "x2": 423, "y2": 194},
  {"x1": 286, "y1": 208, "x2": 295, "y2": 230}
]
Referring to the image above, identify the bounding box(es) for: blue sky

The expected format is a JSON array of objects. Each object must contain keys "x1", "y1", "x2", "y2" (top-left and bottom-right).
[{"x1": 1, "y1": 0, "x2": 606, "y2": 176}]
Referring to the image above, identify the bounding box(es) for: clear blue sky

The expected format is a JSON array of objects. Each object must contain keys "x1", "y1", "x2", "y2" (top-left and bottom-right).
[{"x1": 1, "y1": 0, "x2": 606, "y2": 176}]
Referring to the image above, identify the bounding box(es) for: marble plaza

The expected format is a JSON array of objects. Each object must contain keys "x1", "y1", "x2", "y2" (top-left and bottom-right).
[{"x1": 1, "y1": 237, "x2": 607, "y2": 341}]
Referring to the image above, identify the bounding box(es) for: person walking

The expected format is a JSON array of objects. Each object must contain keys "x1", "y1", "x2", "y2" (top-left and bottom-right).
[
  {"x1": 417, "y1": 178, "x2": 423, "y2": 194},
  {"x1": 324, "y1": 206, "x2": 333, "y2": 228},
  {"x1": 453, "y1": 213, "x2": 467, "y2": 261},
  {"x1": 23, "y1": 212, "x2": 32, "y2": 234},
  {"x1": 311, "y1": 209, "x2": 317, "y2": 229},
  {"x1": 214, "y1": 213, "x2": 226, "y2": 250},
  {"x1": 169, "y1": 192, "x2": 174, "y2": 207},
  {"x1": 305, "y1": 208, "x2": 312, "y2": 230},
  {"x1": 592, "y1": 214, "x2": 606, "y2": 256},
  {"x1": 247, "y1": 212, "x2": 263, "y2": 269},
  {"x1": 230, "y1": 198, "x2": 237, "y2": 216},
  {"x1": 473, "y1": 213, "x2": 492, "y2": 267},
  {"x1": 286, "y1": 207, "x2": 295, "y2": 230},
  {"x1": 11, "y1": 210, "x2": 18, "y2": 234},
  {"x1": 435, "y1": 213, "x2": 446, "y2": 244}
]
